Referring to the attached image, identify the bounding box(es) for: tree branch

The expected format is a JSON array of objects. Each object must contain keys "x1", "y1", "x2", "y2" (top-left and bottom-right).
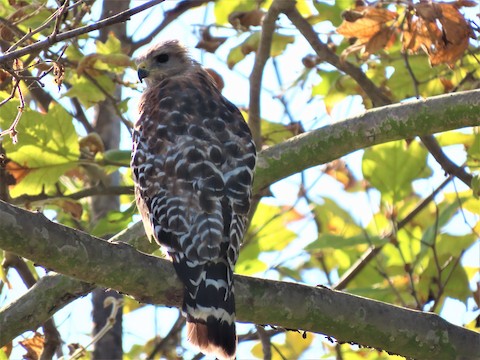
[
  {"x1": 130, "y1": 0, "x2": 211, "y2": 54},
  {"x1": 254, "y1": 89, "x2": 480, "y2": 192},
  {"x1": 0, "y1": 0, "x2": 164, "y2": 65},
  {"x1": 282, "y1": 3, "x2": 391, "y2": 108},
  {"x1": 0, "y1": 200, "x2": 479, "y2": 359},
  {"x1": 248, "y1": 0, "x2": 289, "y2": 147},
  {"x1": 420, "y1": 135, "x2": 473, "y2": 187},
  {"x1": 10, "y1": 185, "x2": 133, "y2": 206}
]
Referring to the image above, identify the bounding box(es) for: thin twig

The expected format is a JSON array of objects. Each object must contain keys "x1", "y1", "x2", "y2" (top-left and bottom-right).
[
  {"x1": 130, "y1": 0, "x2": 212, "y2": 54},
  {"x1": 0, "y1": 0, "x2": 164, "y2": 65},
  {"x1": 420, "y1": 135, "x2": 472, "y2": 188},
  {"x1": 256, "y1": 325, "x2": 272, "y2": 360},
  {"x1": 282, "y1": 3, "x2": 391, "y2": 107},
  {"x1": 0, "y1": 76, "x2": 25, "y2": 143},
  {"x1": 7, "y1": 0, "x2": 84, "y2": 53},
  {"x1": 147, "y1": 313, "x2": 185, "y2": 360},
  {"x1": 334, "y1": 176, "x2": 453, "y2": 290}
]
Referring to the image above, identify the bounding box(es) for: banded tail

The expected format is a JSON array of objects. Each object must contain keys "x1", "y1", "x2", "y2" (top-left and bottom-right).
[{"x1": 173, "y1": 257, "x2": 237, "y2": 360}]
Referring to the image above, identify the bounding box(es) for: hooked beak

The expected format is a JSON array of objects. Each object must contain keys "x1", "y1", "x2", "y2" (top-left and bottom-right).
[{"x1": 137, "y1": 63, "x2": 149, "y2": 82}]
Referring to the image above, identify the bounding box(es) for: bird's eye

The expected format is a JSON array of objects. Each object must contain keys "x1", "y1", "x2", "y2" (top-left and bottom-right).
[{"x1": 154, "y1": 53, "x2": 169, "y2": 63}]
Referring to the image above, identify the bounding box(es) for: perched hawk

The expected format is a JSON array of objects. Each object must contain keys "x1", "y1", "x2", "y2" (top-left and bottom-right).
[{"x1": 132, "y1": 40, "x2": 256, "y2": 359}]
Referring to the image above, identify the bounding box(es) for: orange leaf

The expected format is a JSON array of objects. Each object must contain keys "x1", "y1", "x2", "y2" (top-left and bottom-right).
[
  {"x1": 337, "y1": 6, "x2": 397, "y2": 40},
  {"x1": 364, "y1": 26, "x2": 396, "y2": 55},
  {"x1": 324, "y1": 160, "x2": 357, "y2": 190},
  {"x1": 20, "y1": 333, "x2": 44, "y2": 360},
  {"x1": 1, "y1": 342, "x2": 12, "y2": 357},
  {"x1": 229, "y1": 9, "x2": 265, "y2": 30},
  {"x1": 439, "y1": 77, "x2": 454, "y2": 92},
  {"x1": 429, "y1": 38, "x2": 470, "y2": 67},
  {"x1": 5, "y1": 160, "x2": 30, "y2": 185}
]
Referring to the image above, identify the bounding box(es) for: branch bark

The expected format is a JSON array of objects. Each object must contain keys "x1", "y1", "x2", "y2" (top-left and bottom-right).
[
  {"x1": 0, "y1": 200, "x2": 479, "y2": 359},
  {"x1": 254, "y1": 89, "x2": 480, "y2": 192}
]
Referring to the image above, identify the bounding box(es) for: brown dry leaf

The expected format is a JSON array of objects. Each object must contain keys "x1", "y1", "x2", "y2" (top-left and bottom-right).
[
  {"x1": 0, "y1": 69, "x2": 10, "y2": 83},
  {"x1": 338, "y1": 7, "x2": 397, "y2": 39},
  {"x1": 324, "y1": 159, "x2": 356, "y2": 190},
  {"x1": 402, "y1": 17, "x2": 441, "y2": 53},
  {"x1": 302, "y1": 54, "x2": 320, "y2": 68},
  {"x1": 53, "y1": 62, "x2": 65, "y2": 89},
  {"x1": 437, "y1": 2, "x2": 473, "y2": 43},
  {"x1": 429, "y1": 39, "x2": 469, "y2": 67},
  {"x1": 79, "y1": 132, "x2": 105, "y2": 155},
  {"x1": 337, "y1": 6, "x2": 398, "y2": 58},
  {"x1": 53, "y1": 199, "x2": 83, "y2": 219},
  {"x1": 5, "y1": 160, "x2": 30, "y2": 185},
  {"x1": 409, "y1": 2, "x2": 472, "y2": 67},
  {"x1": 20, "y1": 333, "x2": 45, "y2": 360},
  {"x1": 195, "y1": 27, "x2": 227, "y2": 53},
  {"x1": 229, "y1": 9, "x2": 265, "y2": 30},
  {"x1": 415, "y1": 2, "x2": 442, "y2": 22},
  {"x1": 77, "y1": 54, "x2": 100, "y2": 76},
  {"x1": 0, "y1": 25, "x2": 15, "y2": 42},
  {"x1": 364, "y1": 26, "x2": 396, "y2": 55},
  {"x1": 440, "y1": 77, "x2": 454, "y2": 92}
]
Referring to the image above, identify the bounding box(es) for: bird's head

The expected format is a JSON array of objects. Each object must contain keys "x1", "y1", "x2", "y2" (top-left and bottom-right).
[{"x1": 135, "y1": 40, "x2": 192, "y2": 87}]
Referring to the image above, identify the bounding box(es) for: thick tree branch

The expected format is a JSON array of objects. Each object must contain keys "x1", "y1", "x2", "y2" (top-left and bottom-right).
[
  {"x1": 0, "y1": 201, "x2": 479, "y2": 359},
  {"x1": 0, "y1": 0, "x2": 164, "y2": 65},
  {"x1": 254, "y1": 89, "x2": 480, "y2": 192},
  {"x1": 0, "y1": 272, "x2": 94, "y2": 345}
]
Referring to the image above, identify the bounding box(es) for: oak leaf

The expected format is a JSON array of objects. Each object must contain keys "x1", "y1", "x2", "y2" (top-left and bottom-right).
[
  {"x1": 20, "y1": 333, "x2": 44, "y2": 360},
  {"x1": 337, "y1": 6, "x2": 397, "y2": 58}
]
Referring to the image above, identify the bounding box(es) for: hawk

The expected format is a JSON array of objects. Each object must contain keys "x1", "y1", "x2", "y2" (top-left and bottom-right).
[{"x1": 132, "y1": 40, "x2": 256, "y2": 359}]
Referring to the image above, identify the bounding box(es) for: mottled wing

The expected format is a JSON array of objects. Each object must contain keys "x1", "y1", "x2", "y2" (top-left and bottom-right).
[{"x1": 131, "y1": 71, "x2": 255, "y2": 359}]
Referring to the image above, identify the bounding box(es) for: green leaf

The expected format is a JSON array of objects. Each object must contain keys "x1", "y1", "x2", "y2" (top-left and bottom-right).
[
  {"x1": 312, "y1": 197, "x2": 361, "y2": 237},
  {"x1": 362, "y1": 140, "x2": 431, "y2": 204},
  {"x1": 0, "y1": 98, "x2": 80, "y2": 197},
  {"x1": 387, "y1": 55, "x2": 442, "y2": 100},
  {"x1": 435, "y1": 131, "x2": 474, "y2": 147},
  {"x1": 305, "y1": 233, "x2": 387, "y2": 251},
  {"x1": 91, "y1": 204, "x2": 136, "y2": 237},
  {"x1": 420, "y1": 200, "x2": 459, "y2": 250},
  {"x1": 96, "y1": 32, "x2": 122, "y2": 54},
  {"x1": 261, "y1": 119, "x2": 298, "y2": 146},
  {"x1": 214, "y1": 0, "x2": 256, "y2": 25},
  {"x1": 63, "y1": 74, "x2": 115, "y2": 108},
  {"x1": 98, "y1": 149, "x2": 131, "y2": 167},
  {"x1": 252, "y1": 331, "x2": 313, "y2": 360},
  {"x1": 467, "y1": 133, "x2": 480, "y2": 168},
  {"x1": 312, "y1": 0, "x2": 351, "y2": 26},
  {"x1": 247, "y1": 203, "x2": 298, "y2": 252},
  {"x1": 311, "y1": 71, "x2": 341, "y2": 97},
  {"x1": 0, "y1": 348, "x2": 8, "y2": 360},
  {"x1": 471, "y1": 176, "x2": 480, "y2": 199},
  {"x1": 436, "y1": 233, "x2": 477, "y2": 259},
  {"x1": 227, "y1": 32, "x2": 294, "y2": 68},
  {"x1": 235, "y1": 257, "x2": 268, "y2": 275},
  {"x1": 418, "y1": 254, "x2": 471, "y2": 305}
]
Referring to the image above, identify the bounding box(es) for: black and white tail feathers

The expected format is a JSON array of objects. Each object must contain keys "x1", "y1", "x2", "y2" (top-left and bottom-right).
[{"x1": 173, "y1": 256, "x2": 236, "y2": 360}]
